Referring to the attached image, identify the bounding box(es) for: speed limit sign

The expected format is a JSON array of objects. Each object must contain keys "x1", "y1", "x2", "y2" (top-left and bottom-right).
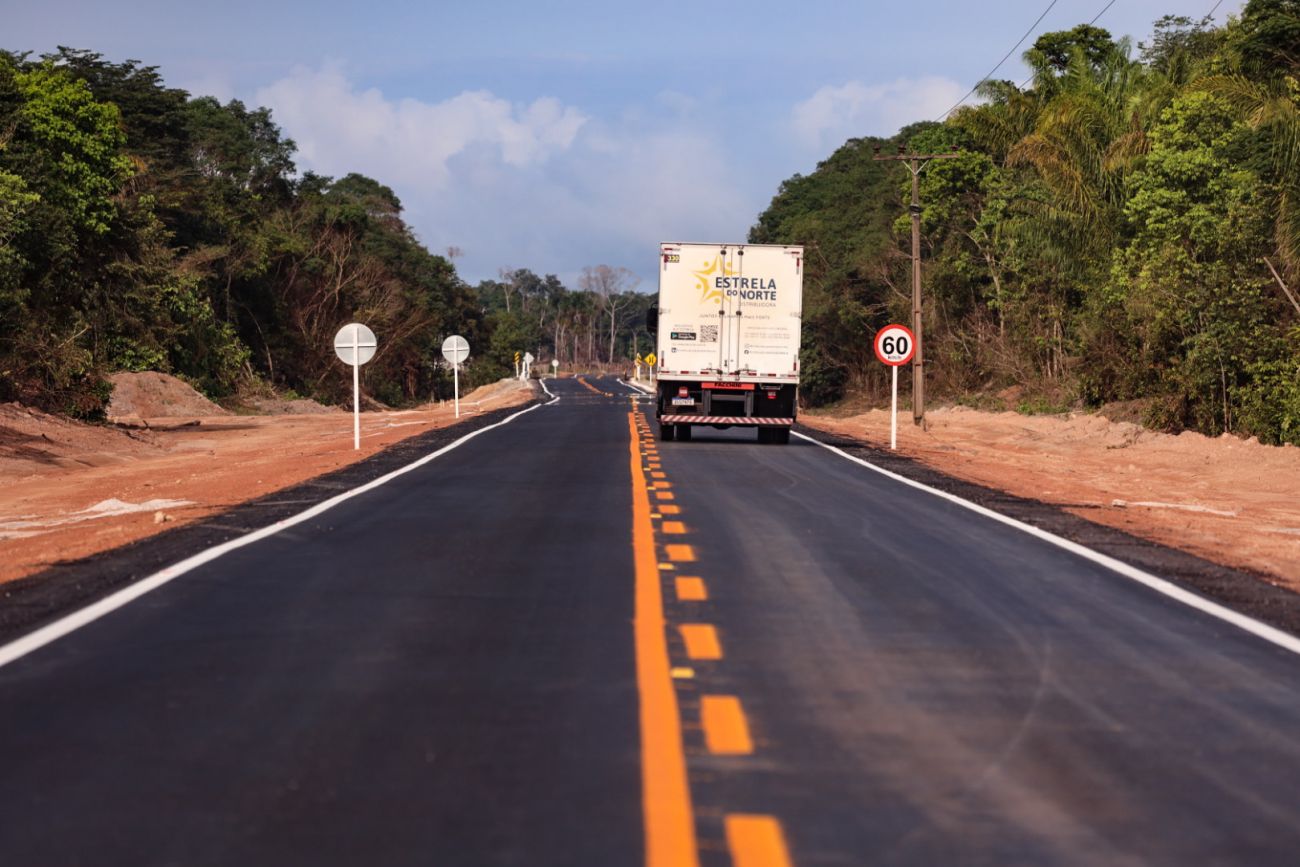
[
  {"x1": 873, "y1": 324, "x2": 915, "y2": 450},
  {"x1": 874, "y1": 324, "x2": 915, "y2": 366}
]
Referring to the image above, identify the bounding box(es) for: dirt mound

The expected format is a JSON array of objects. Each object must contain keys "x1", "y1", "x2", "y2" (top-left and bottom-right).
[
  {"x1": 0, "y1": 402, "x2": 161, "y2": 478},
  {"x1": 248, "y1": 396, "x2": 340, "y2": 415},
  {"x1": 461, "y1": 379, "x2": 530, "y2": 406},
  {"x1": 107, "y1": 372, "x2": 229, "y2": 420}
]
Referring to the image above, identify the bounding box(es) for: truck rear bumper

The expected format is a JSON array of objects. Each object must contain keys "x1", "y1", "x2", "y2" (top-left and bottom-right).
[{"x1": 660, "y1": 415, "x2": 793, "y2": 426}]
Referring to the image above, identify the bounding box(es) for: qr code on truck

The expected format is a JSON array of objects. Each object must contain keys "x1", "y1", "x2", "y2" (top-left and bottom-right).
[{"x1": 700, "y1": 324, "x2": 718, "y2": 343}]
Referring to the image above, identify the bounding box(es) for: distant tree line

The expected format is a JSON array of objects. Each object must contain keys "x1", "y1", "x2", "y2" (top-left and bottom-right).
[
  {"x1": 474, "y1": 264, "x2": 654, "y2": 375},
  {"x1": 752, "y1": 1, "x2": 1300, "y2": 443},
  {"x1": 0, "y1": 48, "x2": 652, "y2": 416}
]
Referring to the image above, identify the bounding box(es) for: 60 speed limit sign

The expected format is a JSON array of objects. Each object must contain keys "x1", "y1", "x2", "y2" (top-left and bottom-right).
[
  {"x1": 873, "y1": 323, "x2": 915, "y2": 450},
  {"x1": 873, "y1": 324, "x2": 916, "y2": 366}
]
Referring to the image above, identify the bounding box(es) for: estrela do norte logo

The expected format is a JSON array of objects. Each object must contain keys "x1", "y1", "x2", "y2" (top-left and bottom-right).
[{"x1": 691, "y1": 256, "x2": 779, "y2": 305}]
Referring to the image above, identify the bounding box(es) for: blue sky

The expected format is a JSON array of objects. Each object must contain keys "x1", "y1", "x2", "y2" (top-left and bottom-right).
[{"x1": 6, "y1": 0, "x2": 1243, "y2": 287}]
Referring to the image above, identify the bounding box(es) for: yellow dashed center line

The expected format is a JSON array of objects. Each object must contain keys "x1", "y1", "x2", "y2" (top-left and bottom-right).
[
  {"x1": 627, "y1": 412, "x2": 699, "y2": 867},
  {"x1": 665, "y1": 544, "x2": 696, "y2": 562},
  {"x1": 679, "y1": 624, "x2": 723, "y2": 660},
  {"x1": 701, "y1": 695, "x2": 754, "y2": 755},
  {"x1": 675, "y1": 576, "x2": 708, "y2": 601},
  {"x1": 726, "y1": 815, "x2": 793, "y2": 867},
  {"x1": 636, "y1": 409, "x2": 793, "y2": 865}
]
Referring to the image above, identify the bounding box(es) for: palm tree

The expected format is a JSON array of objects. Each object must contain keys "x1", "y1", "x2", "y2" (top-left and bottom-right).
[
  {"x1": 1199, "y1": 73, "x2": 1300, "y2": 271},
  {"x1": 1007, "y1": 37, "x2": 1157, "y2": 226}
]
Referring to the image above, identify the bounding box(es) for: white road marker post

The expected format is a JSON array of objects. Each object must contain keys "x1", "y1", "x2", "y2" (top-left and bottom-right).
[
  {"x1": 873, "y1": 324, "x2": 915, "y2": 451},
  {"x1": 441, "y1": 335, "x2": 471, "y2": 419},
  {"x1": 333, "y1": 323, "x2": 378, "y2": 451}
]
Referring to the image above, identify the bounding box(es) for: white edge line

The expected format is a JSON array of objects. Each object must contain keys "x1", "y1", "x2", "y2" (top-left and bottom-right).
[
  {"x1": 0, "y1": 386, "x2": 562, "y2": 670},
  {"x1": 618, "y1": 378, "x2": 654, "y2": 395},
  {"x1": 793, "y1": 430, "x2": 1300, "y2": 657}
]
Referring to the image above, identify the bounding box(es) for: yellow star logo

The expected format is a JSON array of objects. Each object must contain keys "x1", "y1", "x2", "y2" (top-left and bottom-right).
[{"x1": 691, "y1": 256, "x2": 734, "y2": 305}]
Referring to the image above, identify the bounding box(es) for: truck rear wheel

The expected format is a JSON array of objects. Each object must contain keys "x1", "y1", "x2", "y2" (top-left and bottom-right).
[
  {"x1": 759, "y1": 427, "x2": 791, "y2": 444},
  {"x1": 676, "y1": 424, "x2": 693, "y2": 442},
  {"x1": 658, "y1": 423, "x2": 675, "y2": 441}
]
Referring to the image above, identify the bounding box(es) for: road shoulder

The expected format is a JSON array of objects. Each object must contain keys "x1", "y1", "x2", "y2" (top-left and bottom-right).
[
  {"x1": 795, "y1": 422, "x2": 1300, "y2": 639},
  {"x1": 0, "y1": 398, "x2": 543, "y2": 645}
]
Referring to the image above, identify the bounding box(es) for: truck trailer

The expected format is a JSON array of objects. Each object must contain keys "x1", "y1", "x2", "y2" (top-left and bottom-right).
[{"x1": 647, "y1": 242, "x2": 803, "y2": 444}]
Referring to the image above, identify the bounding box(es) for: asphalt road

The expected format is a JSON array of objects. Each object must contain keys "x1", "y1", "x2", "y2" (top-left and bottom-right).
[{"x1": 2, "y1": 375, "x2": 1300, "y2": 866}]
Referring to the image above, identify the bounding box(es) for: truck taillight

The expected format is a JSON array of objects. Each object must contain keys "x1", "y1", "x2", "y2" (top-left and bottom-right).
[{"x1": 767, "y1": 392, "x2": 776, "y2": 399}]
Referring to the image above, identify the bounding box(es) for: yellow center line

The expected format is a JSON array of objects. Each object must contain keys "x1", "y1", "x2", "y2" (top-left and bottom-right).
[
  {"x1": 675, "y1": 577, "x2": 708, "y2": 601},
  {"x1": 701, "y1": 695, "x2": 754, "y2": 755},
  {"x1": 628, "y1": 412, "x2": 700, "y2": 867},
  {"x1": 661, "y1": 521, "x2": 687, "y2": 535},
  {"x1": 679, "y1": 624, "x2": 723, "y2": 660},
  {"x1": 659, "y1": 504, "x2": 682, "y2": 515},
  {"x1": 726, "y1": 815, "x2": 793, "y2": 867},
  {"x1": 655, "y1": 491, "x2": 676, "y2": 501}
]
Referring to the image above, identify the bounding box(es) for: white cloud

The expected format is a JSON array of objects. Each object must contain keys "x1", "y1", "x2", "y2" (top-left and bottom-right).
[
  {"x1": 255, "y1": 65, "x2": 587, "y2": 190},
  {"x1": 251, "y1": 66, "x2": 757, "y2": 285},
  {"x1": 791, "y1": 77, "x2": 966, "y2": 151}
]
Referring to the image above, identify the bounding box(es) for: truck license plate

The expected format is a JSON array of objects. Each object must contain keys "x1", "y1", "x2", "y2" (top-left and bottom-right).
[{"x1": 671, "y1": 398, "x2": 695, "y2": 406}]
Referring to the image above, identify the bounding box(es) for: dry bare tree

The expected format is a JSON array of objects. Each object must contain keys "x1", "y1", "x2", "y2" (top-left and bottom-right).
[{"x1": 579, "y1": 264, "x2": 640, "y2": 363}]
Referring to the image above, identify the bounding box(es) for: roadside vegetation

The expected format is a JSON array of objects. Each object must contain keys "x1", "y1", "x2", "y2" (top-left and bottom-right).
[
  {"x1": 0, "y1": 49, "x2": 650, "y2": 417},
  {"x1": 752, "y1": 1, "x2": 1300, "y2": 443}
]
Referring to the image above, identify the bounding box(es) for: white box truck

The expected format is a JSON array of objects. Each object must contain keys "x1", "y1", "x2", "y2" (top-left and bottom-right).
[{"x1": 647, "y1": 242, "x2": 803, "y2": 444}]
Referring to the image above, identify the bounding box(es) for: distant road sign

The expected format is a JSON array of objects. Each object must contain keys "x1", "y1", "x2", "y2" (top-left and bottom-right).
[
  {"x1": 874, "y1": 324, "x2": 915, "y2": 367},
  {"x1": 334, "y1": 323, "x2": 377, "y2": 366},
  {"x1": 645, "y1": 352, "x2": 657, "y2": 366},
  {"x1": 551, "y1": 358, "x2": 559, "y2": 370},
  {"x1": 442, "y1": 335, "x2": 470, "y2": 365}
]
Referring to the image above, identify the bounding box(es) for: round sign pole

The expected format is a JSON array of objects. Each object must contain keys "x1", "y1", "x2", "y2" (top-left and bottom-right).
[
  {"x1": 873, "y1": 324, "x2": 916, "y2": 451},
  {"x1": 891, "y1": 364, "x2": 899, "y2": 451},
  {"x1": 352, "y1": 328, "x2": 361, "y2": 448},
  {"x1": 441, "y1": 335, "x2": 471, "y2": 420},
  {"x1": 334, "y1": 323, "x2": 378, "y2": 451}
]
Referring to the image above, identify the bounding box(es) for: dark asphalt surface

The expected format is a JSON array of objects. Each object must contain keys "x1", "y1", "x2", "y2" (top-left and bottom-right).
[{"x1": 2, "y1": 376, "x2": 1300, "y2": 865}]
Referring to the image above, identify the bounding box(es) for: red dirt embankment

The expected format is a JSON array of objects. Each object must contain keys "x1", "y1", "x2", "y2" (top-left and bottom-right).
[
  {"x1": 0, "y1": 375, "x2": 534, "y2": 584},
  {"x1": 802, "y1": 406, "x2": 1300, "y2": 592}
]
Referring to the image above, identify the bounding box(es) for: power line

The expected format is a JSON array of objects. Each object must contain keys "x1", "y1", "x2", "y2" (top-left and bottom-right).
[
  {"x1": 1013, "y1": 0, "x2": 1118, "y2": 89},
  {"x1": 1206, "y1": 0, "x2": 1226, "y2": 17},
  {"x1": 937, "y1": 0, "x2": 1061, "y2": 120}
]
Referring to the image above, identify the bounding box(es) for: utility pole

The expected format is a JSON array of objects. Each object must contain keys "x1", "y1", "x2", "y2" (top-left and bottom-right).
[{"x1": 872, "y1": 144, "x2": 960, "y2": 426}]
